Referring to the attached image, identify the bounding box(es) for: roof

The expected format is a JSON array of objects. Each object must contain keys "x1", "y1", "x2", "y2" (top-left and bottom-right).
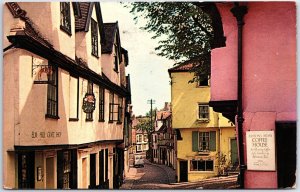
[
  {"x1": 5, "y1": 2, "x2": 130, "y2": 98},
  {"x1": 156, "y1": 111, "x2": 171, "y2": 120},
  {"x1": 74, "y1": 2, "x2": 92, "y2": 31},
  {"x1": 168, "y1": 62, "x2": 194, "y2": 73},
  {"x1": 102, "y1": 23, "x2": 119, "y2": 53}
]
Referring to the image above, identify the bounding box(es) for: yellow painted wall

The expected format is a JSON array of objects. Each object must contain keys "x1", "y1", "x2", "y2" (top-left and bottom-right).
[{"x1": 170, "y1": 71, "x2": 236, "y2": 182}]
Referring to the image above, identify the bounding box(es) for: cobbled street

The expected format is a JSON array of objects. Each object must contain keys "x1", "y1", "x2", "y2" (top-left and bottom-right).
[{"x1": 121, "y1": 160, "x2": 238, "y2": 189}]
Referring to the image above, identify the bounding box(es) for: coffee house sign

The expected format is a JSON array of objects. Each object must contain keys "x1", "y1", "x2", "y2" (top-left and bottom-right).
[{"x1": 246, "y1": 131, "x2": 276, "y2": 171}]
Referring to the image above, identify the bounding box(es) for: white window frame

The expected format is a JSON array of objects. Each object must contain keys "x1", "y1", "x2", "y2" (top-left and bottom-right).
[{"x1": 198, "y1": 104, "x2": 210, "y2": 121}]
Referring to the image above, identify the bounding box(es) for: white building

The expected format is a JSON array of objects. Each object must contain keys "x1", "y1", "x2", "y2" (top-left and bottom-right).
[{"x1": 3, "y1": 2, "x2": 131, "y2": 189}]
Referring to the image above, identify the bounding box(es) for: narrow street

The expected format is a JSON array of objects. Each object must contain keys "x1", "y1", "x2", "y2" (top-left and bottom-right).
[{"x1": 121, "y1": 160, "x2": 238, "y2": 189}]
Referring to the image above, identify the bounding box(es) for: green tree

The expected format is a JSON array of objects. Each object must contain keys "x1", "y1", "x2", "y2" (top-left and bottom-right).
[
  {"x1": 125, "y1": 2, "x2": 213, "y2": 82},
  {"x1": 135, "y1": 108, "x2": 157, "y2": 133}
]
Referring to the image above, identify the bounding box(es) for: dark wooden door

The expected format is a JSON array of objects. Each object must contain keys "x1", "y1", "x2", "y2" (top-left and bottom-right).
[
  {"x1": 276, "y1": 122, "x2": 296, "y2": 188},
  {"x1": 89, "y1": 154, "x2": 96, "y2": 189},
  {"x1": 18, "y1": 152, "x2": 35, "y2": 189},
  {"x1": 179, "y1": 161, "x2": 188, "y2": 182},
  {"x1": 99, "y1": 150, "x2": 105, "y2": 188}
]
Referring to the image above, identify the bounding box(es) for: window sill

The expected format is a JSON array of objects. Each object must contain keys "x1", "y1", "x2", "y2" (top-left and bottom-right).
[
  {"x1": 86, "y1": 119, "x2": 93, "y2": 122},
  {"x1": 69, "y1": 118, "x2": 79, "y2": 121},
  {"x1": 108, "y1": 120, "x2": 114, "y2": 124},
  {"x1": 45, "y1": 114, "x2": 60, "y2": 119},
  {"x1": 117, "y1": 121, "x2": 122, "y2": 124},
  {"x1": 92, "y1": 53, "x2": 99, "y2": 58},
  {"x1": 113, "y1": 68, "x2": 119, "y2": 73},
  {"x1": 197, "y1": 119, "x2": 210, "y2": 123},
  {"x1": 98, "y1": 119, "x2": 105, "y2": 122},
  {"x1": 60, "y1": 25, "x2": 72, "y2": 36}
]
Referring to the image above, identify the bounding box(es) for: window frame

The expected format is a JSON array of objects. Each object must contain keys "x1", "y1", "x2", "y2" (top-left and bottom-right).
[
  {"x1": 198, "y1": 104, "x2": 210, "y2": 121},
  {"x1": 85, "y1": 81, "x2": 94, "y2": 121},
  {"x1": 69, "y1": 75, "x2": 79, "y2": 121},
  {"x1": 190, "y1": 160, "x2": 214, "y2": 172},
  {"x1": 113, "y1": 43, "x2": 119, "y2": 72},
  {"x1": 63, "y1": 151, "x2": 71, "y2": 189},
  {"x1": 46, "y1": 63, "x2": 59, "y2": 119},
  {"x1": 60, "y1": 2, "x2": 72, "y2": 35},
  {"x1": 98, "y1": 87, "x2": 105, "y2": 122},
  {"x1": 91, "y1": 18, "x2": 99, "y2": 57},
  {"x1": 198, "y1": 132, "x2": 210, "y2": 151},
  {"x1": 197, "y1": 75, "x2": 210, "y2": 87}
]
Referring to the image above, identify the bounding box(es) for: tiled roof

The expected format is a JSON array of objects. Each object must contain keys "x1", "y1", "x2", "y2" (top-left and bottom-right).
[
  {"x1": 156, "y1": 111, "x2": 171, "y2": 120},
  {"x1": 102, "y1": 23, "x2": 118, "y2": 53},
  {"x1": 168, "y1": 62, "x2": 194, "y2": 72},
  {"x1": 75, "y1": 2, "x2": 92, "y2": 31}
]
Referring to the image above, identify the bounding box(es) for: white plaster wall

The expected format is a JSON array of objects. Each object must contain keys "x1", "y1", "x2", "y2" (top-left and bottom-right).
[
  {"x1": 19, "y1": 2, "x2": 76, "y2": 59},
  {"x1": 75, "y1": 3, "x2": 102, "y2": 75}
]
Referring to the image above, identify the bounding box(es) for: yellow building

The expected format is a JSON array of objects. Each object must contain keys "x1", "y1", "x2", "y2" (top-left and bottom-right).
[{"x1": 168, "y1": 63, "x2": 237, "y2": 182}]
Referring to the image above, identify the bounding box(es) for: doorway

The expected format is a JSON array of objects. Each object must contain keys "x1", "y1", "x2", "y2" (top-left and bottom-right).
[
  {"x1": 46, "y1": 157, "x2": 55, "y2": 189},
  {"x1": 179, "y1": 161, "x2": 188, "y2": 182},
  {"x1": 276, "y1": 122, "x2": 296, "y2": 188},
  {"x1": 18, "y1": 152, "x2": 35, "y2": 189},
  {"x1": 89, "y1": 154, "x2": 96, "y2": 189}
]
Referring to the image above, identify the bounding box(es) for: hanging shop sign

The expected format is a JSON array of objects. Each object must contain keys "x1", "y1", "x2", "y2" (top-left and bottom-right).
[
  {"x1": 246, "y1": 131, "x2": 276, "y2": 171},
  {"x1": 82, "y1": 93, "x2": 96, "y2": 113}
]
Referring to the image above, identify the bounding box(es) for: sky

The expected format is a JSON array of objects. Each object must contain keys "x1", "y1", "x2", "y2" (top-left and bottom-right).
[{"x1": 101, "y1": 2, "x2": 175, "y2": 116}]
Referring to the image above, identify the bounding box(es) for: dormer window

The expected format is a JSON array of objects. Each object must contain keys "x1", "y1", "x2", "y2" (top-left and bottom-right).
[
  {"x1": 114, "y1": 43, "x2": 119, "y2": 72},
  {"x1": 60, "y1": 2, "x2": 71, "y2": 35},
  {"x1": 91, "y1": 18, "x2": 98, "y2": 57}
]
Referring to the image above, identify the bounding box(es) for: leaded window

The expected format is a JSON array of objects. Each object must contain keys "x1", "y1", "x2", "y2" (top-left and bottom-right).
[
  {"x1": 199, "y1": 132, "x2": 210, "y2": 151},
  {"x1": 114, "y1": 43, "x2": 119, "y2": 72},
  {"x1": 86, "y1": 81, "x2": 93, "y2": 121},
  {"x1": 63, "y1": 151, "x2": 71, "y2": 189},
  {"x1": 60, "y1": 2, "x2": 71, "y2": 35},
  {"x1": 91, "y1": 18, "x2": 98, "y2": 57},
  {"x1": 99, "y1": 87, "x2": 105, "y2": 121},
  {"x1": 190, "y1": 160, "x2": 214, "y2": 171},
  {"x1": 46, "y1": 64, "x2": 58, "y2": 118},
  {"x1": 198, "y1": 104, "x2": 209, "y2": 120}
]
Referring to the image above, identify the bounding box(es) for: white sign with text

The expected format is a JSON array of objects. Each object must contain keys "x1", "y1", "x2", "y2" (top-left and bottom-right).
[{"x1": 246, "y1": 131, "x2": 276, "y2": 171}]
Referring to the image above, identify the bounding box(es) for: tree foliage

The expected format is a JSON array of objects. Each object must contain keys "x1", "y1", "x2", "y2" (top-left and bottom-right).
[
  {"x1": 135, "y1": 108, "x2": 157, "y2": 133},
  {"x1": 125, "y1": 2, "x2": 213, "y2": 82}
]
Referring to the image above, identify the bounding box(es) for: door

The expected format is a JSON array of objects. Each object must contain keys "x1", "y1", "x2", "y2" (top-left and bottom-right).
[
  {"x1": 230, "y1": 138, "x2": 238, "y2": 166},
  {"x1": 89, "y1": 154, "x2": 96, "y2": 189},
  {"x1": 99, "y1": 150, "x2": 105, "y2": 188},
  {"x1": 179, "y1": 161, "x2": 188, "y2": 182},
  {"x1": 276, "y1": 122, "x2": 296, "y2": 188},
  {"x1": 46, "y1": 157, "x2": 55, "y2": 189},
  {"x1": 18, "y1": 152, "x2": 35, "y2": 189}
]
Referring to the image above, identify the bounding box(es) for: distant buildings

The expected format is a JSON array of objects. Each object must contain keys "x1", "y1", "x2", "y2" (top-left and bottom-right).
[
  {"x1": 3, "y1": 2, "x2": 131, "y2": 189},
  {"x1": 168, "y1": 62, "x2": 237, "y2": 182},
  {"x1": 152, "y1": 102, "x2": 176, "y2": 169}
]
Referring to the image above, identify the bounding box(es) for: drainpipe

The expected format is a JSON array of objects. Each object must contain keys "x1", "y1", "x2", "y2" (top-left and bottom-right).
[{"x1": 230, "y1": 3, "x2": 248, "y2": 189}]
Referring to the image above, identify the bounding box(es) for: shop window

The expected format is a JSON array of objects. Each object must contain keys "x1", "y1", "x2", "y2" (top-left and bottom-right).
[
  {"x1": 190, "y1": 160, "x2": 214, "y2": 171},
  {"x1": 60, "y1": 2, "x2": 71, "y2": 35}
]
